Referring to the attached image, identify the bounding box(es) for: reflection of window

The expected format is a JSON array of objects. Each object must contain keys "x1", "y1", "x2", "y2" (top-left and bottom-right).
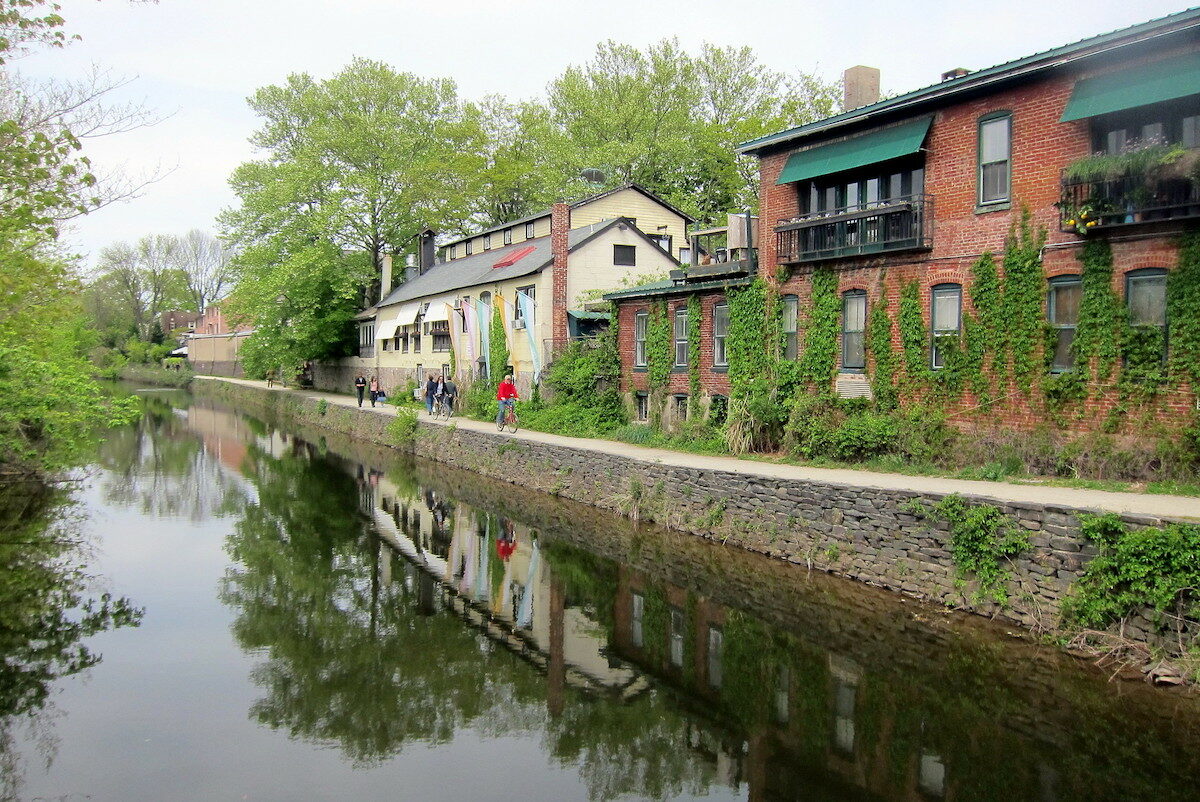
[
  {"x1": 783, "y1": 295, "x2": 799, "y2": 359},
  {"x1": 669, "y1": 607, "x2": 684, "y2": 667},
  {"x1": 712, "y1": 303, "x2": 729, "y2": 367},
  {"x1": 774, "y1": 664, "x2": 790, "y2": 723},
  {"x1": 834, "y1": 680, "x2": 857, "y2": 756},
  {"x1": 674, "y1": 308, "x2": 688, "y2": 366},
  {"x1": 614, "y1": 244, "x2": 637, "y2": 266},
  {"x1": 707, "y1": 626, "x2": 723, "y2": 689},
  {"x1": 919, "y1": 751, "x2": 946, "y2": 798},
  {"x1": 930, "y1": 284, "x2": 962, "y2": 369},
  {"x1": 842, "y1": 290, "x2": 867, "y2": 370},
  {"x1": 1048, "y1": 276, "x2": 1081, "y2": 372},
  {"x1": 634, "y1": 310, "x2": 648, "y2": 367},
  {"x1": 978, "y1": 112, "x2": 1012, "y2": 205},
  {"x1": 514, "y1": 285, "x2": 536, "y2": 329},
  {"x1": 631, "y1": 592, "x2": 644, "y2": 647},
  {"x1": 635, "y1": 392, "x2": 648, "y2": 422}
]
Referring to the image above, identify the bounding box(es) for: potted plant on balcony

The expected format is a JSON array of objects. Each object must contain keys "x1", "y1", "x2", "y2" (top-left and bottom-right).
[{"x1": 1063, "y1": 137, "x2": 1199, "y2": 226}]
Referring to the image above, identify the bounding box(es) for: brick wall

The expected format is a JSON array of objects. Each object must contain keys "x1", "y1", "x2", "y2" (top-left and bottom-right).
[{"x1": 551, "y1": 203, "x2": 570, "y2": 343}]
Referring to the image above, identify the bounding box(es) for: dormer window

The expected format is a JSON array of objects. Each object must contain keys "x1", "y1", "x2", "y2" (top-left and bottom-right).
[
  {"x1": 504, "y1": 228, "x2": 513, "y2": 245},
  {"x1": 525, "y1": 221, "x2": 535, "y2": 239},
  {"x1": 483, "y1": 234, "x2": 491, "y2": 250},
  {"x1": 465, "y1": 239, "x2": 473, "y2": 256}
]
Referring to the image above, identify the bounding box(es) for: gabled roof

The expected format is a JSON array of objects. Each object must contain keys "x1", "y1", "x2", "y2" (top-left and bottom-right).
[
  {"x1": 376, "y1": 217, "x2": 680, "y2": 310},
  {"x1": 738, "y1": 7, "x2": 1200, "y2": 156},
  {"x1": 441, "y1": 183, "x2": 695, "y2": 248}
]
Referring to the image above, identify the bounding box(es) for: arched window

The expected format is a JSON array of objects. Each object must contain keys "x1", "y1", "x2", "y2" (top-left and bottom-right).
[
  {"x1": 930, "y1": 283, "x2": 962, "y2": 369},
  {"x1": 1047, "y1": 275, "x2": 1081, "y2": 372},
  {"x1": 842, "y1": 290, "x2": 867, "y2": 371}
]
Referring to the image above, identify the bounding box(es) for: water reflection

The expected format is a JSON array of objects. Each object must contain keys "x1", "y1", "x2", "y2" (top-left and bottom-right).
[{"x1": 102, "y1": 395, "x2": 1200, "y2": 800}]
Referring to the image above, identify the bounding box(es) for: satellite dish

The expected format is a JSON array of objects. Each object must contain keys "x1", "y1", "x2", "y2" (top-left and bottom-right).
[{"x1": 581, "y1": 168, "x2": 606, "y2": 184}]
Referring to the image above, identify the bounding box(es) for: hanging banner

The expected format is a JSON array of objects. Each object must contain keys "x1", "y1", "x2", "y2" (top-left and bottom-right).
[
  {"x1": 447, "y1": 300, "x2": 462, "y2": 371},
  {"x1": 462, "y1": 298, "x2": 477, "y2": 366},
  {"x1": 516, "y1": 291, "x2": 542, "y2": 384},
  {"x1": 475, "y1": 298, "x2": 491, "y2": 379}
]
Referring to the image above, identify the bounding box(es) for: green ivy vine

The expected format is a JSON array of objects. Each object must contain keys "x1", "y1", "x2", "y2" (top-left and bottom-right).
[
  {"x1": 489, "y1": 303, "x2": 509, "y2": 385},
  {"x1": 646, "y1": 300, "x2": 671, "y2": 393},
  {"x1": 726, "y1": 278, "x2": 772, "y2": 399},
  {"x1": 798, "y1": 266, "x2": 839, "y2": 390},
  {"x1": 1169, "y1": 232, "x2": 1200, "y2": 392},
  {"x1": 1001, "y1": 213, "x2": 1047, "y2": 394},
  {"x1": 687, "y1": 294, "x2": 702, "y2": 405},
  {"x1": 866, "y1": 288, "x2": 897, "y2": 411},
  {"x1": 899, "y1": 280, "x2": 928, "y2": 388},
  {"x1": 969, "y1": 251, "x2": 1003, "y2": 398}
]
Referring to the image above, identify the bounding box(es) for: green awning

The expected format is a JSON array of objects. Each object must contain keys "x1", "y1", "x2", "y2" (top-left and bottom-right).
[
  {"x1": 775, "y1": 117, "x2": 932, "y2": 185},
  {"x1": 1061, "y1": 52, "x2": 1200, "y2": 122}
]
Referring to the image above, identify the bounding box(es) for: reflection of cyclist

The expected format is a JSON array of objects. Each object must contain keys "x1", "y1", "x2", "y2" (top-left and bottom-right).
[
  {"x1": 496, "y1": 517, "x2": 517, "y2": 561},
  {"x1": 496, "y1": 373, "x2": 519, "y2": 426}
]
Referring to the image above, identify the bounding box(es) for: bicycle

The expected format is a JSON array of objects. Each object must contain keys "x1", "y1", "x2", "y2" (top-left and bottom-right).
[
  {"x1": 431, "y1": 396, "x2": 451, "y2": 419},
  {"x1": 497, "y1": 400, "x2": 519, "y2": 433}
]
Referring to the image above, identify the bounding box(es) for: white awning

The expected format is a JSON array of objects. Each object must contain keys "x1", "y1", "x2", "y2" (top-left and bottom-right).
[
  {"x1": 394, "y1": 301, "x2": 421, "y2": 327},
  {"x1": 376, "y1": 316, "x2": 400, "y2": 340},
  {"x1": 422, "y1": 296, "x2": 453, "y2": 323}
]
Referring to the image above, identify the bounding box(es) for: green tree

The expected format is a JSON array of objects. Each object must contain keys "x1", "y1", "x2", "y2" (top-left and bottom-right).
[{"x1": 221, "y1": 58, "x2": 485, "y2": 373}]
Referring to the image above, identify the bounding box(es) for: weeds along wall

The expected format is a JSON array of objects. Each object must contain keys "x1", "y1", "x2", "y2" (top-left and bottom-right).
[{"x1": 191, "y1": 376, "x2": 1200, "y2": 657}]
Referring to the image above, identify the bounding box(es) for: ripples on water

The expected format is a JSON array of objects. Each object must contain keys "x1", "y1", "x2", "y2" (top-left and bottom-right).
[{"x1": 5, "y1": 389, "x2": 1200, "y2": 801}]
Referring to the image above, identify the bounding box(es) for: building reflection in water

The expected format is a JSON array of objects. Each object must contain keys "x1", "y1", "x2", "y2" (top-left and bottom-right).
[{"x1": 187, "y1": 397, "x2": 1200, "y2": 802}]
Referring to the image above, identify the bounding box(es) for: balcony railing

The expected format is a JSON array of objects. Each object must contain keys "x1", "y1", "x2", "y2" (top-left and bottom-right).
[
  {"x1": 775, "y1": 195, "x2": 932, "y2": 264},
  {"x1": 1058, "y1": 170, "x2": 1200, "y2": 233}
]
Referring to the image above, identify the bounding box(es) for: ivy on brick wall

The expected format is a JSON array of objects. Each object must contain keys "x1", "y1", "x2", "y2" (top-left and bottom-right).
[
  {"x1": 798, "y1": 265, "x2": 839, "y2": 390},
  {"x1": 1169, "y1": 232, "x2": 1200, "y2": 392},
  {"x1": 899, "y1": 280, "x2": 928, "y2": 388},
  {"x1": 1074, "y1": 238, "x2": 1123, "y2": 384},
  {"x1": 687, "y1": 294, "x2": 701, "y2": 405},
  {"x1": 726, "y1": 278, "x2": 772, "y2": 399},
  {"x1": 646, "y1": 300, "x2": 671, "y2": 393},
  {"x1": 969, "y1": 252, "x2": 1003, "y2": 399},
  {"x1": 1001, "y1": 214, "x2": 1048, "y2": 395},
  {"x1": 867, "y1": 288, "x2": 898, "y2": 411}
]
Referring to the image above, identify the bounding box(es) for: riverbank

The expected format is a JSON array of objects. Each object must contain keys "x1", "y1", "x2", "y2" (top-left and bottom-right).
[{"x1": 192, "y1": 375, "x2": 1200, "y2": 668}]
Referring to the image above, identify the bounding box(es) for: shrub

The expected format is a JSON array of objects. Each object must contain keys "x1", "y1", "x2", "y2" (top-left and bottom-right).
[{"x1": 387, "y1": 407, "x2": 419, "y2": 445}]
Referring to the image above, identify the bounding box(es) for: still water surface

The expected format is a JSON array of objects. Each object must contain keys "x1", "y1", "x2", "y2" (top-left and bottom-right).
[{"x1": 8, "y1": 390, "x2": 1200, "y2": 801}]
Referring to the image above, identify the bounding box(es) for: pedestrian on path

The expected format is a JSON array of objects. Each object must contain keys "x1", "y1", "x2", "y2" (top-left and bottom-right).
[
  {"x1": 369, "y1": 376, "x2": 380, "y2": 407},
  {"x1": 354, "y1": 374, "x2": 367, "y2": 407},
  {"x1": 424, "y1": 373, "x2": 438, "y2": 415},
  {"x1": 442, "y1": 375, "x2": 458, "y2": 415}
]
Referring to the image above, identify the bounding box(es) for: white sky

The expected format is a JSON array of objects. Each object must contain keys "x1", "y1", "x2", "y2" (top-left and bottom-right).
[{"x1": 15, "y1": 0, "x2": 1195, "y2": 267}]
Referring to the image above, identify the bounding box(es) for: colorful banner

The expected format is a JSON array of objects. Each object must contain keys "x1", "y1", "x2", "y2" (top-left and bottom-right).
[
  {"x1": 475, "y1": 298, "x2": 490, "y2": 379},
  {"x1": 446, "y1": 300, "x2": 461, "y2": 371},
  {"x1": 462, "y1": 297, "x2": 477, "y2": 366},
  {"x1": 516, "y1": 291, "x2": 542, "y2": 384}
]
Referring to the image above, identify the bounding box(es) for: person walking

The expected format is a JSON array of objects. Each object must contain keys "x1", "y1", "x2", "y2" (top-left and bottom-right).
[
  {"x1": 424, "y1": 373, "x2": 439, "y2": 415},
  {"x1": 369, "y1": 375, "x2": 380, "y2": 407},
  {"x1": 496, "y1": 373, "x2": 519, "y2": 426},
  {"x1": 442, "y1": 375, "x2": 458, "y2": 416},
  {"x1": 354, "y1": 374, "x2": 367, "y2": 407}
]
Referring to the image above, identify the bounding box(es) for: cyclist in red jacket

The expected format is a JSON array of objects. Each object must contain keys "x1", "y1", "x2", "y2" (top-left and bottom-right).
[{"x1": 496, "y1": 374, "x2": 519, "y2": 426}]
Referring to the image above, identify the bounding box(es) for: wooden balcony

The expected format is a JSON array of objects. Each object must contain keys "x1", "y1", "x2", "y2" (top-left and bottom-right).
[{"x1": 775, "y1": 195, "x2": 933, "y2": 264}]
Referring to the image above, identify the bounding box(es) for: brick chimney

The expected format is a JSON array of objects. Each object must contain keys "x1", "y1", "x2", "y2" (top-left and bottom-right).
[
  {"x1": 418, "y1": 229, "x2": 437, "y2": 275},
  {"x1": 843, "y1": 65, "x2": 881, "y2": 110},
  {"x1": 550, "y1": 203, "x2": 570, "y2": 343}
]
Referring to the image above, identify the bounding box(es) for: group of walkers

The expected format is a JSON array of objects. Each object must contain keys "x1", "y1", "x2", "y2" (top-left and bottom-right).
[{"x1": 352, "y1": 370, "x2": 519, "y2": 423}]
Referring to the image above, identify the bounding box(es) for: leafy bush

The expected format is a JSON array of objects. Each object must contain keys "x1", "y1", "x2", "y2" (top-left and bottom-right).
[{"x1": 387, "y1": 407, "x2": 419, "y2": 445}]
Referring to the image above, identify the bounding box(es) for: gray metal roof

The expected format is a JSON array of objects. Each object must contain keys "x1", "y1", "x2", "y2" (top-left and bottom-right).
[{"x1": 377, "y1": 219, "x2": 623, "y2": 309}]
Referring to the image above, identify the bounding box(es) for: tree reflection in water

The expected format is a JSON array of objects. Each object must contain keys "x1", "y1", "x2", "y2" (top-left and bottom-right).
[
  {"x1": 0, "y1": 482, "x2": 142, "y2": 798},
  {"x1": 218, "y1": 435, "x2": 728, "y2": 799}
]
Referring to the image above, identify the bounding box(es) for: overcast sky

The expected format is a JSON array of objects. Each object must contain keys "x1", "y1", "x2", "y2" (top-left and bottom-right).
[{"x1": 16, "y1": 0, "x2": 1194, "y2": 267}]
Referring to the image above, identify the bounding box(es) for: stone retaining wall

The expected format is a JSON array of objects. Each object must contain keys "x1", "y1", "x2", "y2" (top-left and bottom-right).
[{"x1": 191, "y1": 378, "x2": 1186, "y2": 640}]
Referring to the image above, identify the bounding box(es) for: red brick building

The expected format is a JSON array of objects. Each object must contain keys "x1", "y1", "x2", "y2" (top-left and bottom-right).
[{"x1": 613, "y1": 10, "x2": 1200, "y2": 434}]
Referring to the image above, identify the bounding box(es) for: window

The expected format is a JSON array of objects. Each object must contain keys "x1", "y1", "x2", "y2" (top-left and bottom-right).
[
  {"x1": 712, "y1": 303, "x2": 729, "y2": 368},
  {"x1": 514, "y1": 285, "x2": 535, "y2": 329},
  {"x1": 1126, "y1": 268, "x2": 1168, "y2": 362},
  {"x1": 631, "y1": 592, "x2": 644, "y2": 647},
  {"x1": 707, "y1": 626, "x2": 723, "y2": 689},
  {"x1": 412, "y1": 322, "x2": 422, "y2": 353},
  {"x1": 503, "y1": 228, "x2": 513, "y2": 245},
  {"x1": 614, "y1": 244, "x2": 637, "y2": 266},
  {"x1": 465, "y1": 239, "x2": 473, "y2": 256},
  {"x1": 648, "y1": 234, "x2": 672, "y2": 253},
  {"x1": 842, "y1": 290, "x2": 867, "y2": 370},
  {"x1": 1047, "y1": 276, "x2": 1081, "y2": 372},
  {"x1": 978, "y1": 113, "x2": 1012, "y2": 205},
  {"x1": 634, "y1": 310, "x2": 648, "y2": 367},
  {"x1": 799, "y1": 162, "x2": 925, "y2": 214},
  {"x1": 415, "y1": 363, "x2": 423, "y2": 382},
  {"x1": 669, "y1": 607, "x2": 684, "y2": 667},
  {"x1": 401, "y1": 328, "x2": 409, "y2": 353},
  {"x1": 674, "y1": 394, "x2": 688, "y2": 420},
  {"x1": 679, "y1": 246, "x2": 692, "y2": 265},
  {"x1": 673, "y1": 308, "x2": 688, "y2": 367},
  {"x1": 430, "y1": 320, "x2": 451, "y2": 352},
  {"x1": 930, "y1": 284, "x2": 962, "y2": 369},
  {"x1": 483, "y1": 234, "x2": 491, "y2": 251},
  {"x1": 782, "y1": 295, "x2": 799, "y2": 359},
  {"x1": 392, "y1": 334, "x2": 400, "y2": 352},
  {"x1": 525, "y1": 221, "x2": 535, "y2": 239},
  {"x1": 441, "y1": 363, "x2": 450, "y2": 377},
  {"x1": 635, "y1": 392, "x2": 648, "y2": 422}
]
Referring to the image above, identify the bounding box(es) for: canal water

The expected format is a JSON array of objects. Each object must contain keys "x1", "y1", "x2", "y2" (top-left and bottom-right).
[{"x1": 5, "y1": 389, "x2": 1200, "y2": 801}]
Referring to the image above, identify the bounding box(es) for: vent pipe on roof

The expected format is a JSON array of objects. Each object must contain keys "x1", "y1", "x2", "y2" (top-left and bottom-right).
[{"x1": 843, "y1": 65, "x2": 881, "y2": 110}]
